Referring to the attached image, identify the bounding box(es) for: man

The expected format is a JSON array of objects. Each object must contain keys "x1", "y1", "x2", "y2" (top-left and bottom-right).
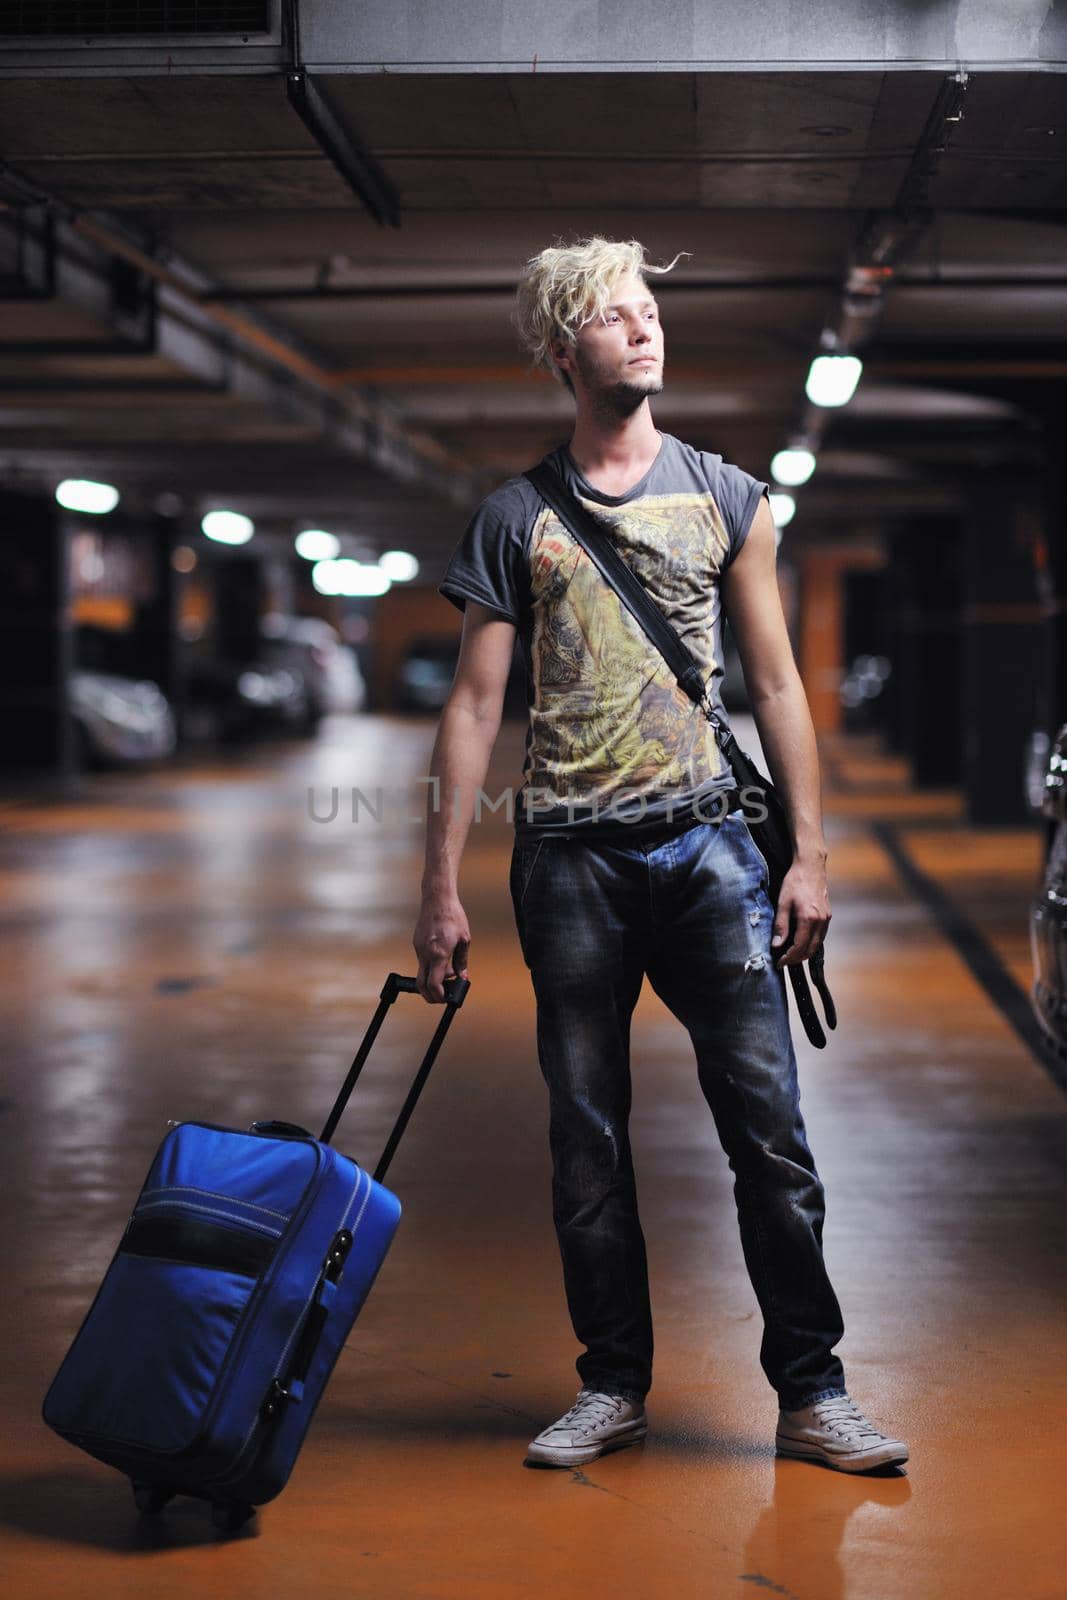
[{"x1": 413, "y1": 237, "x2": 907, "y2": 1475}]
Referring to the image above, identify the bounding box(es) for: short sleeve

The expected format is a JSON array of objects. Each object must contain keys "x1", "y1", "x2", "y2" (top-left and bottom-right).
[
  {"x1": 438, "y1": 490, "x2": 528, "y2": 624},
  {"x1": 716, "y1": 462, "x2": 770, "y2": 567}
]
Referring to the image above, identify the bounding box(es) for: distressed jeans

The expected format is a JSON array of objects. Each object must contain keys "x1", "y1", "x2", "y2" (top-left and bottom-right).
[{"x1": 509, "y1": 809, "x2": 847, "y2": 1411}]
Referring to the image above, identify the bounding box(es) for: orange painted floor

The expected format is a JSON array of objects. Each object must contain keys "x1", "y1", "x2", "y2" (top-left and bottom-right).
[{"x1": 2, "y1": 716, "x2": 1065, "y2": 1600}]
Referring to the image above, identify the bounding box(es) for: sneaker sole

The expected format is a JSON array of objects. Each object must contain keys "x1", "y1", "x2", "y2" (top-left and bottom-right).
[
  {"x1": 525, "y1": 1421, "x2": 648, "y2": 1468},
  {"x1": 775, "y1": 1434, "x2": 909, "y2": 1473}
]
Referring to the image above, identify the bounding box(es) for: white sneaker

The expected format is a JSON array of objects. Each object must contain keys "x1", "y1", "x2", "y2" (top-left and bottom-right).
[
  {"x1": 776, "y1": 1393, "x2": 909, "y2": 1473},
  {"x1": 526, "y1": 1389, "x2": 648, "y2": 1467}
]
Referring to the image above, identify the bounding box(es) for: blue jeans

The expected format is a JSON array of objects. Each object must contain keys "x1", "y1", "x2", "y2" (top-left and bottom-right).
[{"x1": 509, "y1": 810, "x2": 847, "y2": 1412}]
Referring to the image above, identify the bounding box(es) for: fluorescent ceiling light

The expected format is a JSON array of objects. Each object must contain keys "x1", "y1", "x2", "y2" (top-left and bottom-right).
[
  {"x1": 805, "y1": 354, "x2": 863, "y2": 408},
  {"x1": 312, "y1": 559, "x2": 391, "y2": 597},
  {"x1": 201, "y1": 510, "x2": 254, "y2": 545},
  {"x1": 55, "y1": 479, "x2": 120, "y2": 515},
  {"x1": 295, "y1": 529, "x2": 340, "y2": 562},
  {"x1": 769, "y1": 493, "x2": 796, "y2": 528},
  {"x1": 379, "y1": 550, "x2": 419, "y2": 581},
  {"x1": 770, "y1": 449, "x2": 816, "y2": 487}
]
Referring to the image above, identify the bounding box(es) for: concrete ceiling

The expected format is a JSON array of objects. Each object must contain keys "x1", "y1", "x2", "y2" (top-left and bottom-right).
[{"x1": 1, "y1": 64, "x2": 1064, "y2": 572}]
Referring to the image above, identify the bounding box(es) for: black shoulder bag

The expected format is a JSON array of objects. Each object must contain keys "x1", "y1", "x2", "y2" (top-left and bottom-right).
[{"x1": 524, "y1": 461, "x2": 837, "y2": 1050}]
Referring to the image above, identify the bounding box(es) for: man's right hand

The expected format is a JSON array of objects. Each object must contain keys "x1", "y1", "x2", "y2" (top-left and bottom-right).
[{"x1": 413, "y1": 893, "x2": 471, "y2": 1003}]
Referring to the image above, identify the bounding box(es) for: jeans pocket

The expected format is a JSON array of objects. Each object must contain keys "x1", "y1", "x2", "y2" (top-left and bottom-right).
[
  {"x1": 510, "y1": 836, "x2": 548, "y2": 909},
  {"x1": 731, "y1": 813, "x2": 771, "y2": 887}
]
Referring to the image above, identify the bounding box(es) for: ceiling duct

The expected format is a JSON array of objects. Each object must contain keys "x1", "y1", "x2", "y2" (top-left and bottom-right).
[{"x1": 0, "y1": 2, "x2": 271, "y2": 35}]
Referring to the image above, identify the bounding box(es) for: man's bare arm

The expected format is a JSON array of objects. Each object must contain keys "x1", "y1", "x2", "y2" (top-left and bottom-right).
[
  {"x1": 720, "y1": 498, "x2": 830, "y2": 967},
  {"x1": 413, "y1": 601, "x2": 517, "y2": 1001}
]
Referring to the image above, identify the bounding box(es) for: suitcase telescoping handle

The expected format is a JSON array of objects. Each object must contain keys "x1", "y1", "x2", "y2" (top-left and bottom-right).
[{"x1": 318, "y1": 971, "x2": 470, "y2": 1182}]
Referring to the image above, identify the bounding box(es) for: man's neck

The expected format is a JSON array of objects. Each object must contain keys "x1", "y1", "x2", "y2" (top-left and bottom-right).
[{"x1": 566, "y1": 404, "x2": 662, "y2": 496}]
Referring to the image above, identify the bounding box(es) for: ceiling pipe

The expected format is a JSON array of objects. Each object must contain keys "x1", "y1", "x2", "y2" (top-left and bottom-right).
[
  {"x1": 196, "y1": 270, "x2": 1067, "y2": 305},
  {"x1": 200, "y1": 274, "x2": 843, "y2": 303},
  {"x1": 282, "y1": 0, "x2": 400, "y2": 229},
  {"x1": 0, "y1": 162, "x2": 478, "y2": 505},
  {"x1": 787, "y1": 70, "x2": 973, "y2": 462},
  {"x1": 285, "y1": 72, "x2": 401, "y2": 230}
]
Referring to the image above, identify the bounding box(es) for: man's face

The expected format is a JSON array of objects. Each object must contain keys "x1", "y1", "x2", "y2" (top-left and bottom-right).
[{"x1": 558, "y1": 271, "x2": 665, "y2": 409}]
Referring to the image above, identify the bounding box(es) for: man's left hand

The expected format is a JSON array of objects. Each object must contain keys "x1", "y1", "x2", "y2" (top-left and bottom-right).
[{"x1": 770, "y1": 856, "x2": 831, "y2": 968}]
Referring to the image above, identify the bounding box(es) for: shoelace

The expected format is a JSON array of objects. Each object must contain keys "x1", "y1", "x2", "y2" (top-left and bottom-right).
[
  {"x1": 808, "y1": 1395, "x2": 884, "y2": 1442},
  {"x1": 554, "y1": 1391, "x2": 627, "y2": 1436}
]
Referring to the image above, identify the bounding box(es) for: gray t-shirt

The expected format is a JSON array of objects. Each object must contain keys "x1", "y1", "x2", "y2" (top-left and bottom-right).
[{"x1": 438, "y1": 430, "x2": 768, "y2": 839}]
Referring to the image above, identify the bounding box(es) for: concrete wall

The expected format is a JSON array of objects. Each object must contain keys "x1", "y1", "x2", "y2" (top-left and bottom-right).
[{"x1": 370, "y1": 583, "x2": 460, "y2": 710}]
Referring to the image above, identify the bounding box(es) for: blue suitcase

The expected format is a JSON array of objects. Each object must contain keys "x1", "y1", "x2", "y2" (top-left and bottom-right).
[{"x1": 43, "y1": 972, "x2": 468, "y2": 1531}]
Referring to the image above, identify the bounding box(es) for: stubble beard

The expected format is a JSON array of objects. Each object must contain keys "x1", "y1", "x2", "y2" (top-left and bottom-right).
[{"x1": 577, "y1": 349, "x2": 664, "y2": 423}]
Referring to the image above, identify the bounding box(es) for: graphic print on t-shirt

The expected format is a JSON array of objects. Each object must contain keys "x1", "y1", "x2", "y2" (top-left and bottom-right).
[
  {"x1": 525, "y1": 489, "x2": 731, "y2": 817},
  {"x1": 437, "y1": 432, "x2": 769, "y2": 835}
]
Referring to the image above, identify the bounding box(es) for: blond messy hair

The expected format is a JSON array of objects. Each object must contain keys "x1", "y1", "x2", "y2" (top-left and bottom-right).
[{"x1": 514, "y1": 236, "x2": 685, "y2": 388}]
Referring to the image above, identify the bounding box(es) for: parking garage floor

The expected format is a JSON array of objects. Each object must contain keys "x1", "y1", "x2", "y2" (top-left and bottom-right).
[{"x1": 2, "y1": 716, "x2": 1065, "y2": 1600}]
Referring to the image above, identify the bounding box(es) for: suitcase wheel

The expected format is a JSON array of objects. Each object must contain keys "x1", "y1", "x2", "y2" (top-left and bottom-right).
[
  {"x1": 211, "y1": 1499, "x2": 256, "y2": 1534},
  {"x1": 132, "y1": 1482, "x2": 175, "y2": 1515}
]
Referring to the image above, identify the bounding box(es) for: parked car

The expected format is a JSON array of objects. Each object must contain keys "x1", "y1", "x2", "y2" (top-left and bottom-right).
[
  {"x1": 396, "y1": 633, "x2": 527, "y2": 716},
  {"x1": 70, "y1": 670, "x2": 177, "y2": 767},
  {"x1": 397, "y1": 636, "x2": 459, "y2": 712},
  {"x1": 260, "y1": 614, "x2": 366, "y2": 728},
  {"x1": 1025, "y1": 727, "x2": 1052, "y2": 817},
  {"x1": 184, "y1": 656, "x2": 307, "y2": 743},
  {"x1": 1030, "y1": 722, "x2": 1067, "y2": 1058}
]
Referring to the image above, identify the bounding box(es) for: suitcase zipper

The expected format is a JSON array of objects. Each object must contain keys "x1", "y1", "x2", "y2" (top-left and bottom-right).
[
  {"x1": 203, "y1": 1166, "x2": 371, "y2": 1489},
  {"x1": 260, "y1": 1225, "x2": 355, "y2": 1412},
  {"x1": 182, "y1": 1141, "x2": 333, "y2": 1453}
]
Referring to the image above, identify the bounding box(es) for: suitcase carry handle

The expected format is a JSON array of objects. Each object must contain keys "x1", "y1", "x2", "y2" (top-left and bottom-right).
[{"x1": 319, "y1": 971, "x2": 470, "y2": 1182}]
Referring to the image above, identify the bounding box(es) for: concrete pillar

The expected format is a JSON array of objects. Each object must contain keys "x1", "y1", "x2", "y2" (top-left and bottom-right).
[
  {"x1": 131, "y1": 514, "x2": 179, "y2": 700},
  {"x1": 370, "y1": 584, "x2": 459, "y2": 712},
  {"x1": 886, "y1": 517, "x2": 963, "y2": 789},
  {"x1": 797, "y1": 551, "x2": 844, "y2": 737},
  {"x1": 961, "y1": 476, "x2": 1044, "y2": 824},
  {"x1": 213, "y1": 554, "x2": 266, "y2": 662},
  {"x1": 0, "y1": 490, "x2": 73, "y2": 779},
  {"x1": 796, "y1": 544, "x2": 886, "y2": 740},
  {"x1": 842, "y1": 566, "x2": 891, "y2": 735}
]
